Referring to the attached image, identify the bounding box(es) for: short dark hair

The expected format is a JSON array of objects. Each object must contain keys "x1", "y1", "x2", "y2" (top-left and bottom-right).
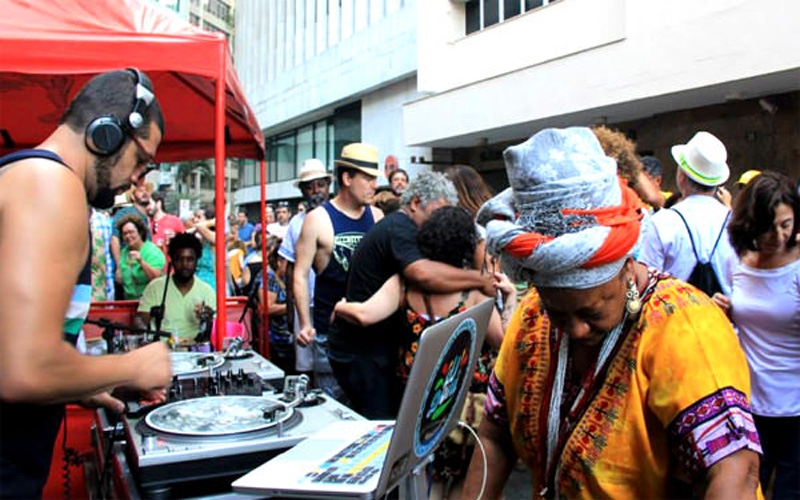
[
  {"x1": 60, "y1": 70, "x2": 165, "y2": 140},
  {"x1": 151, "y1": 191, "x2": 165, "y2": 208},
  {"x1": 729, "y1": 170, "x2": 800, "y2": 255},
  {"x1": 640, "y1": 156, "x2": 662, "y2": 179},
  {"x1": 336, "y1": 165, "x2": 358, "y2": 186},
  {"x1": 116, "y1": 213, "x2": 148, "y2": 241},
  {"x1": 417, "y1": 206, "x2": 476, "y2": 269},
  {"x1": 168, "y1": 233, "x2": 203, "y2": 261}
]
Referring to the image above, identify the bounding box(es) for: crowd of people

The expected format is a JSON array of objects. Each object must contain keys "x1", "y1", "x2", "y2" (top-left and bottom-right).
[{"x1": 1, "y1": 68, "x2": 798, "y2": 500}]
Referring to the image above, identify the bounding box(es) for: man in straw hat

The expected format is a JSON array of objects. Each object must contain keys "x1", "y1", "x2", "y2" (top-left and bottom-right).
[
  {"x1": 639, "y1": 131, "x2": 736, "y2": 297},
  {"x1": 294, "y1": 144, "x2": 383, "y2": 400},
  {"x1": 459, "y1": 127, "x2": 761, "y2": 499},
  {"x1": 279, "y1": 158, "x2": 333, "y2": 377}
]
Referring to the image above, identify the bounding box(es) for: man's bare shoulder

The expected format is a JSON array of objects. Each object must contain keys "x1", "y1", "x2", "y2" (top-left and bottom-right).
[{"x1": 0, "y1": 157, "x2": 85, "y2": 206}]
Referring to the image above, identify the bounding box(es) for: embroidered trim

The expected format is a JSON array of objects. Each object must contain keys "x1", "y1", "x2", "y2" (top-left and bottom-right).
[{"x1": 669, "y1": 386, "x2": 762, "y2": 481}]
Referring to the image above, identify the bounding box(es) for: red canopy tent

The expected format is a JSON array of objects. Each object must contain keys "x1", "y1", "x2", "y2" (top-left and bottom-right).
[{"x1": 0, "y1": 0, "x2": 267, "y2": 341}]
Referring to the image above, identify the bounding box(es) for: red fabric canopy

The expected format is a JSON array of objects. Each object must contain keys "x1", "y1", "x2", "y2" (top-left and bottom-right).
[{"x1": 0, "y1": 0, "x2": 264, "y2": 161}]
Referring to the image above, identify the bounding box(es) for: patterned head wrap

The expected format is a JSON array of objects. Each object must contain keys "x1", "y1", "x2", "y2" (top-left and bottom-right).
[{"x1": 477, "y1": 127, "x2": 643, "y2": 289}]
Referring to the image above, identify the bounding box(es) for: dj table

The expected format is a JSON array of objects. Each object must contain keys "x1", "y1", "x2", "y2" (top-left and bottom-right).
[{"x1": 88, "y1": 350, "x2": 363, "y2": 500}]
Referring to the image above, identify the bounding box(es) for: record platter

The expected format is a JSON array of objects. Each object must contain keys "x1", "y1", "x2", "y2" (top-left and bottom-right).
[{"x1": 91, "y1": 351, "x2": 363, "y2": 500}]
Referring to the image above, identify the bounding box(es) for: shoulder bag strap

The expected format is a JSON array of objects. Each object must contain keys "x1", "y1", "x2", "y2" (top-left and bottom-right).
[
  {"x1": 709, "y1": 211, "x2": 731, "y2": 258},
  {"x1": 671, "y1": 208, "x2": 700, "y2": 261}
]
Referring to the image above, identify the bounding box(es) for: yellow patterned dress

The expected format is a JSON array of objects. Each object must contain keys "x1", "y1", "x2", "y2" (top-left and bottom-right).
[{"x1": 485, "y1": 269, "x2": 763, "y2": 499}]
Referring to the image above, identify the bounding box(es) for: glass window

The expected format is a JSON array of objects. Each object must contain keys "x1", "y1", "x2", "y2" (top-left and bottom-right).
[
  {"x1": 484, "y1": 0, "x2": 499, "y2": 28},
  {"x1": 297, "y1": 125, "x2": 314, "y2": 165},
  {"x1": 315, "y1": 121, "x2": 328, "y2": 166},
  {"x1": 504, "y1": 0, "x2": 521, "y2": 19},
  {"x1": 525, "y1": 0, "x2": 544, "y2": 10},
  {"x1": 466, "y1": 1, "x2": 480, "y2": 35},
  {"x1": 275, "y1": 133, "x2": 296, "y2": 182}
]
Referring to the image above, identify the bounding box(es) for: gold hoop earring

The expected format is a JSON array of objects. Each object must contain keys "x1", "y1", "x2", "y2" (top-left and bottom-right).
[{"x1": 625, "y1": 278, "x2": 642, "y2": 315}]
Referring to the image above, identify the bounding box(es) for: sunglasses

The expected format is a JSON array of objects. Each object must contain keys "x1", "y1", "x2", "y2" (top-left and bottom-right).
[{"x1": 128, "y1": 133, "x2": 159, "y2": 180}]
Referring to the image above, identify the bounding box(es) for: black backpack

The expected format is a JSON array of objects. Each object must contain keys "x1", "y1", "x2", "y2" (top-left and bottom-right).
[{"x1": 671, "y1": 209, "x2": 730, "y2": 297}]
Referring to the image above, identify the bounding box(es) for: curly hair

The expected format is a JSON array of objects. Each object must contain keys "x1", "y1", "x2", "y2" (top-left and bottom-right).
[
  {"x1": 591, "y1": 125, "x2": 644, "y2": 188},
  {"x1": 729, "y1": 171, "x2": 800, "y2": 255},
  {"x1": 168, "y1": 232, "x2": 203, "y2": 261},
  {"x1": 116, "y1": 213, "x2": 148, "y2": 241},
  {"x1": 399, "y1": 171, "x2": 458, "y2": 209},
  {"x1": 417, "y1": 206, "x2": 476, "y2": 269},
  {"x1": 446, "y1": 164, "x2": 494, "y2": 218}
]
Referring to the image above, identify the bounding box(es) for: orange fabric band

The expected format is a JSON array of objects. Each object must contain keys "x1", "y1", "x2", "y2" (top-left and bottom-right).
[{"x1": 503, "y1": 178, "x2": 643, "y2": 266}]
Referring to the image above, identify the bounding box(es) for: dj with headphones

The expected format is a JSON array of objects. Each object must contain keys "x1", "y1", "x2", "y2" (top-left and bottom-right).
[{"x1": 0, "y1": 69, "x2": 173, "y2": 498}]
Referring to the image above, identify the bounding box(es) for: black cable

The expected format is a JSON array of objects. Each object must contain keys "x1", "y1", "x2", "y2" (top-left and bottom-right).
[
  {"x1": 150, "y1": 261, "x2": 172, "y2": 342},
  {"x1": 60, "y1": 413, "x2": 85, "y2": 500},
  {"x1": 95, "y1": 414, "x2": 125, "y2": 500}
]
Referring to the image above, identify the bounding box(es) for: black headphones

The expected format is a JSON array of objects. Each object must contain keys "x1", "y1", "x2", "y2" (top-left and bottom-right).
[{"x1": 85, "y1": 68, "x2": 155, "y2": 156}]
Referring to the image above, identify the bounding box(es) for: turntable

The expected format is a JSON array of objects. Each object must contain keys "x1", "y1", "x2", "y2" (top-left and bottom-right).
[{"x1": 92, "y1": 353, "x2": 363, "y2": 500}]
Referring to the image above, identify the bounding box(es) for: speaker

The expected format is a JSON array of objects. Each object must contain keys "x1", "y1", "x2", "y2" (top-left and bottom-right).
[{"x1": 85, "y1": 68, "x2": 155, "y2": 156}]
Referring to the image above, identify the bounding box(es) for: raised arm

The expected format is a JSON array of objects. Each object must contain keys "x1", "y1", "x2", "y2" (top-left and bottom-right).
[{"x1": 334, "y1": 275, "x2": 402, "y2": 326}]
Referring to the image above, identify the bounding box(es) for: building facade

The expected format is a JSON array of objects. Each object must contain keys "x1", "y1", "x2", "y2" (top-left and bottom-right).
[
  {"x1": 406, "y1": 0, "x2": 800, "y2": 190},
  {"x1": 234, "y1": 0, "x2": 432, "y2": 212},
  {"x1": 235, "y1": 0, "x2": 799, "y2": 212}
]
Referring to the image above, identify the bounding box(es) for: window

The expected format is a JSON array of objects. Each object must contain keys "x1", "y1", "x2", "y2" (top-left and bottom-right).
[
  {"x1": 260, "y1": 115, "x2": 341, "y2": 186},
  {"x1": 466, "y1": 0, "x2": 556, "y2": 34}
]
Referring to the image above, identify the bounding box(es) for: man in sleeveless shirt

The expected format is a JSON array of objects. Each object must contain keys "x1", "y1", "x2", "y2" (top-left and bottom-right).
[
  {"x1": 0, "y1": 70, "x2": 172, "y2": 498},
  {"x1": 294, "y1": 143, "x2": 384, "y2": 402}
]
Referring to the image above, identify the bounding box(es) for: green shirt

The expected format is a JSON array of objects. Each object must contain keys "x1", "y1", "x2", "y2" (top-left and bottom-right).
[
  {"x1": 138, "y1": 275, "x2": 217, "y2": 342},
  {"x1": 121, "y1": 241, "x2": 165, "y2": 299}
]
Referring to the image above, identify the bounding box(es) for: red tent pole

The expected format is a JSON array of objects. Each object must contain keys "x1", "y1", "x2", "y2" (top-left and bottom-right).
[
  {"x1": 213, "y1": 37, "x2": 227, "y2": 346},
  {"x1": 259, "y1": 158, "x2": 269, "y2": 357}
]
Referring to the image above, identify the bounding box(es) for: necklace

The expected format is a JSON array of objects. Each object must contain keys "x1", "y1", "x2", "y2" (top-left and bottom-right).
[{"x1": 541, "y1": 311, "x2": 630, "y2": 499}]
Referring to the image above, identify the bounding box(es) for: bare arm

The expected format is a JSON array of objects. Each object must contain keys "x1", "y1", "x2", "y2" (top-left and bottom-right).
[
  {"x1": 267, "y1": 287, "x2": 288, "y2": 317},
  {"x1": 334, "y1": 275, "x2": 402, "y2": 326},
  {"x1": 285, "y1": 262, "x2": 296, "y2": 332},
  {"x1": 194, "y1": 218, "x2": 216, "y2": 245},
  {"x1": 405, "y1": 259, "x2": 495, "y2": 297},
  {"x1": 459, "y1": 417, "x2": 518, "y2": 500},
  {"x1": 0, "y1": 165, "x2": 172, "y2": 404},
  {"x1": 700, "y1": 449, "x2": 760, "y2": 500},
  {"x1": 293, "y1": 210, "x2": 319, "y2": 346}
]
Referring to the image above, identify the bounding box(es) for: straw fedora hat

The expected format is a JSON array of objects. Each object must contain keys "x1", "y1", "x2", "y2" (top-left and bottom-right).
[
  {"x1": 334, "y1": 142, "x2": 381, "y2": 177},
  {"x1": 671, "y1": 131, "x2": 730, "y2": 187},
  {"x1": 294, "y1": 158, "x2": 332, "y2": 187}
]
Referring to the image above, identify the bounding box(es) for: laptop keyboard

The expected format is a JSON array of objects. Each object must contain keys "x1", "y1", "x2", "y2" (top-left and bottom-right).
[{"x1": 304, "y1": 424, "x2": 394, "y2": 485}]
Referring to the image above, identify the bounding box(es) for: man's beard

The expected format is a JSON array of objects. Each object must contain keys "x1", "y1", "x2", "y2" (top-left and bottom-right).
[
  {"x1": 89, "y1": 153, "x2": 125, "y2": 209},
  {"x1": 173, "y1": 269, "x2": 195, "y2": 285},
  {"x1": 307, "y1": 193, "x2": 327, "y2": 210}
]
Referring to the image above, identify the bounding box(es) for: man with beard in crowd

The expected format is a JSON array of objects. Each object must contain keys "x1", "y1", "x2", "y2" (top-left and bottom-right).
[{"x1": 135, "y1": 233, "x2": 217, "y2": 346}]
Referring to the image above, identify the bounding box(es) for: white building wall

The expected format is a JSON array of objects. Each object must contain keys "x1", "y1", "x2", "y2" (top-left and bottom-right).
[
  {"x1": 234, "y1": 0, "x2": 428, "y2": 204},
  {"x1": 236, "y1": 0, "x2": 418, "y2": 136},
  {"x1": 407, "y1": 0, "x2": 800, "y2": 147}
]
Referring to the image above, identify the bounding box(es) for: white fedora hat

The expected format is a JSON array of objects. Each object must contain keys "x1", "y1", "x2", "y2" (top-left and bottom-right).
[
  {"x1": 294, "y1": 158, "x2": 332, "y2": 187},
  {"x1": 671, "y1": 131, "x2": 730, "y2": 187}
]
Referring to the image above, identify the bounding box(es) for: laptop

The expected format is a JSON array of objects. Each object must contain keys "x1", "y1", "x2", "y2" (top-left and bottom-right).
[{"x1": 232, "y1": 298, "x2": 494, "y2": 499}]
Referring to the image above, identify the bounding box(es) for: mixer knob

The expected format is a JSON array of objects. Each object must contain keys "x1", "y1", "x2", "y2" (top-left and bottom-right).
[{"x1": 143, "y1": 434, "x2": 158, "y2": 453}]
